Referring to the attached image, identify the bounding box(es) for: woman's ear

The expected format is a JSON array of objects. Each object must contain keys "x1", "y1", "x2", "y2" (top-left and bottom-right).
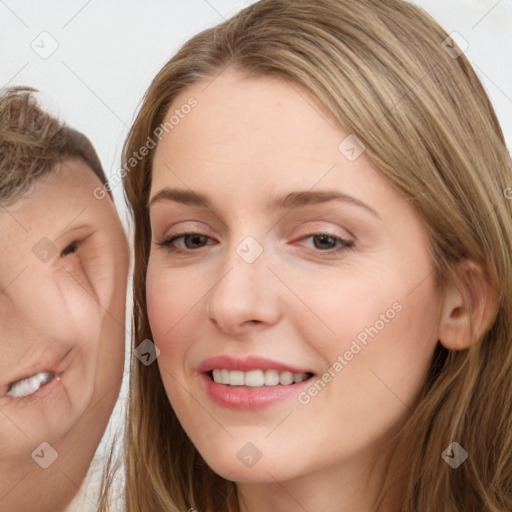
[{"x1": 438, "y1": 260, "x2": 497, "y2": 351}]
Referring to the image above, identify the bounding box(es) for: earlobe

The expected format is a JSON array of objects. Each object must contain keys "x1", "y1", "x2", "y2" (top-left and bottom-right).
[{"x1": 438, "y1": 260, "x2": 497, "y2": 351}]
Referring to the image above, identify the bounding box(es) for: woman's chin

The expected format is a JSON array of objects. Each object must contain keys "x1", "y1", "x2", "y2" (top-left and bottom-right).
[{"x1": 198, "y1": 448, "x2": 300, "y2": 484}]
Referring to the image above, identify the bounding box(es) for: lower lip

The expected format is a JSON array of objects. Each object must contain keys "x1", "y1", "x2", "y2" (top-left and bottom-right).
[{"x1": 201, "y1": 373, "x2": 312, "y2": 410}]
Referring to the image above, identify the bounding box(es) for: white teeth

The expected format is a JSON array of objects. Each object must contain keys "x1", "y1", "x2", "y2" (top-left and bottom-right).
[
  {"x1": 245, "y1": 370, "x2": 264, "y2": 387},
  {"x1": 213, "y1": 369, "x2": 232, "y2": 385},
  {"x1": 229, "y1": 370, "x2": 245, "y2": 386},
  {"x1": 279, "y1": 371, "x2": 294, "y2": 385},
  {"x1": 6, "y1": 371, "x2": 56, "y2": 398},
  {"x1": 264, "y1": 369, "x2": 280, "y2": 386},
  {"x1": 212, "y1": 369, "x2": 310, "y2": 387}
]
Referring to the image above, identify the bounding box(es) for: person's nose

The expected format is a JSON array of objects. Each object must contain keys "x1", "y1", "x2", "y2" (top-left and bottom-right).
[{"x1": 206, "y1": 240, "x2": 283, "y2": 337}]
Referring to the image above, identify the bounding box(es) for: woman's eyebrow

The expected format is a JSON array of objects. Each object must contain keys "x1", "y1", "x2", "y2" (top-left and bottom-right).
[
  {"x1": 148, "y1": 188, "x2": 209, "y2": 209},
  {"x1": 148, "y1": 188, "x2": 380, "y2": 218},
  {"x1": 268, "y1": 190, "x2": 380, "y2": 218}
]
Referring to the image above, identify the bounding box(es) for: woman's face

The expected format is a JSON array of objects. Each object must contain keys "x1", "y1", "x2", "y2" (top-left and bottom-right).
[{"x1": 147, "y1": 68, "x2": 443, "y2": 486}]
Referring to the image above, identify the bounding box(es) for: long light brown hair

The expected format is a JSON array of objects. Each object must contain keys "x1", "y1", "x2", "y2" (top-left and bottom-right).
[{"x1": 108, "y1": 0, "x2": 512, "y2": 510}]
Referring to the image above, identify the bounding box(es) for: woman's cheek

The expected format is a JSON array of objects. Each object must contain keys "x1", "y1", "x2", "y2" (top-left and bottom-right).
[{"x1": 147, "y1": 268, "x2": 197, "y2": 343}]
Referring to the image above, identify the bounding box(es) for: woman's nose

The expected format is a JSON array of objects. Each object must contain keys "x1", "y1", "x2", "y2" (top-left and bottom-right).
[{"x1": 206, "y1": 241, "x2": 282, "y2": 336}]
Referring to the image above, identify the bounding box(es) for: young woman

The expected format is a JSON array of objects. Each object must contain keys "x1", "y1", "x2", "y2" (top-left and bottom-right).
[{"x1": 109, "y1": 0, "x2": 512, "y2": 510}]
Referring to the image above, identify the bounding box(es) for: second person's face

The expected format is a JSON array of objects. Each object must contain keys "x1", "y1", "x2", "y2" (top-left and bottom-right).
[{"x1": 0, "y1": 161, "x2": 128, "y2": 468}]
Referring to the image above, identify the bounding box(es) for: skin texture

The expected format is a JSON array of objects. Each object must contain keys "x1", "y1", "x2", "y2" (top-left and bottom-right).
[
  {"x1": 146, "y1": 68, "x2": 462, "y2": 512},
  {"x1": 0, "y1": 160, "x2": 128, "y2": 512}
]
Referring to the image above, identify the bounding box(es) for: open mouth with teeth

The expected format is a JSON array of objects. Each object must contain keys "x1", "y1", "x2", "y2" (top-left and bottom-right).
[
  {"x1": 209, "y1": 369, "x2": 314, "y2": 387},
  {"x1": 6, "y1": 371, "x2": 59, "y2": 398}
]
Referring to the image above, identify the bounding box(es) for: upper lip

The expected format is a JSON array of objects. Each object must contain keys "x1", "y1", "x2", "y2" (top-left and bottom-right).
[
  {"x1": 4, "y1": 348, "x2": 72, "y2": 394},
  {"x1": 198, "y1": 355, "x2": 314, "y2": 374}
]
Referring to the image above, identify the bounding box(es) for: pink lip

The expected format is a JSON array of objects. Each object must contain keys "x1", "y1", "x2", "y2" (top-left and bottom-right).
[
  {"x1": 198, "y1": 355, "x2": 314, "y2": 410},
  {"x1": 198, "y1": 355, "x2": 311, "y2": 374}
]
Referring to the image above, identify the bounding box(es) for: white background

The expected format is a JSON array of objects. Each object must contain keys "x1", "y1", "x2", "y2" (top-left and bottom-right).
[{"x1": 1, "y1": 1, "x2": 511, "y2": 509}]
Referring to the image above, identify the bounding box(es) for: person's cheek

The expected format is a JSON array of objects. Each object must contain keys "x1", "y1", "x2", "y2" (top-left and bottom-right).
[
  {"x1": 147, "y1": 265, "x2": 174, "y2": 340},
  {"x1": 147, "y1": 263, "x2": 205, "y2": 345},
  {"x1": 54, "y1": 273, "x2": 102, "y2": 406},
  {"x1": 147, "y1": 268, "x2": 179, "y2": 371},
  {"x1": 291, "y1": 265, "x2": 437, "y2": 414},
  {"x1": 287, "y1": 266, "x2": 389, "y2": 354},
  {"x1": 0, "y1": 415, "x2": 27, "y2": 459},
  {"x1": 147, "y1": 271, "x2": 188, "y2": 413}
]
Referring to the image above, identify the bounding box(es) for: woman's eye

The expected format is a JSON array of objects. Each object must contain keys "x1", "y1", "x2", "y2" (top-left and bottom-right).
[
  {"x1": 156, "y1": 233, "x2": 213, "y2": 252},
  {"x1": 300, "y1": 234, "x2": 353, "y2": 252},
  {"x1": 155, "y1": 232, "x2": 352, "y2": 254},
  {"x1": 61, "y1": 241, "x2": 79, "y2": 257}
]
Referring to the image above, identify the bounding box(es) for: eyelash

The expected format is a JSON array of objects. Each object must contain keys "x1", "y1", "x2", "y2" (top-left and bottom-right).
[{"x1": 155, "y1": 232, "x2": 354, "y2": 254}]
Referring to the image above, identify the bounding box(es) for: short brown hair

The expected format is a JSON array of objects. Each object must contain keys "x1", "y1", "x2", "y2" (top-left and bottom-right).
[{"x1": 0, "y1": 86, "x2": 110, "y2": 204}]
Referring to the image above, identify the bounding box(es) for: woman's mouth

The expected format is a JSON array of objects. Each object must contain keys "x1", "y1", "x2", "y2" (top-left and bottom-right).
[
  {"x1": 203, "y1": 369, "x2": 314, "y2": 410},
  {"x1": 6, "y1": 371, "x2": 59, "y2": 398},
  {"x1": 210, "y1": 369, "x2": 313, "y2": 387},
  {"x1": 198, "y1": 356, "x2": 316, "y2": 410}
]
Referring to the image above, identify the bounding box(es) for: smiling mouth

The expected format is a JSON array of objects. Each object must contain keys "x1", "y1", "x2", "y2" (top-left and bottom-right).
[
  {"x1": 6, "y1": 371, "x2": 60, "y2": 398},
  {"x1": 209, "y1": 369, "x2": 314, "y2": 387}
]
